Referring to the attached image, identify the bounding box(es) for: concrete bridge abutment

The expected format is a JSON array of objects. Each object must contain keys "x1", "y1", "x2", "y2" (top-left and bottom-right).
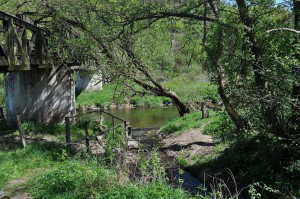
[
  {"x1": 75, "y1": 70, "x2": 103, "y2": 97},
  {"x1": 4, "y1": 67, "x2": 76, "y2": 127}
]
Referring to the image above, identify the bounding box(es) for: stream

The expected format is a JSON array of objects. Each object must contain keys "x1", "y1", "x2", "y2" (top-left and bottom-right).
[
  {"x1": 80, "y1": 107, "x2": 205, "y2": 195},
  {"x1": 79, "y1": 107, "x2": 179, "y2": 128},
  {"x1": 132, "y1": 128, "x2": 205, "y2": 196}
]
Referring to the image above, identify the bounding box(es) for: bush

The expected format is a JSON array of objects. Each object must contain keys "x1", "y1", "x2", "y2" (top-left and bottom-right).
[
  {"x1": 29, "y1": 160, "x2": 116, "y2": 199},
  {"x1": 203, "y1": 112, "x2": 237, "y2": 143},
  {"x1": 29, "y1": 157, "x2": 195, "y2": 199}
]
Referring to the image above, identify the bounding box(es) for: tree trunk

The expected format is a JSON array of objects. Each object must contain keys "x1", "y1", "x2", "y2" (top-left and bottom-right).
[
  {"x1": 290, "y1": 0, "x2": 300, "y2": 131},
  {"x1": 236, "y1": 0, "x2": 284, "y2": 136},
  {"x1": 205, "y1": 3, "x2": 251, "y2": 130}
]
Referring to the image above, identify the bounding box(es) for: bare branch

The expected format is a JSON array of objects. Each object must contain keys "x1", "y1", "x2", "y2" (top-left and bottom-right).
[
  {"x1": 266, "y1": 28, "x2": 300, "y2": 35},
  {"x1": 124, "y1": 12, "x2": 216, "y2": 24}
]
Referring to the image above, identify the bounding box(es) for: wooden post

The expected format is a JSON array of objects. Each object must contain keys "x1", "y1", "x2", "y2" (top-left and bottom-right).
[
  {"x1": 65, "y1": 117, "x2": 71, "y2": 151},
  {"x1": 127, "y1": 126, "x2": 132, "y2": 138},
  {"x1": 112, "y1": 117, "x2": 115, "y2": 138},
  {"x1": 16, "y1": 115, "x2": 26, "y2": 148},
  {"x1": 99, "y1": 110, "x2": 103, "y2": 128},
  {"x1": 78, "y1": 105, "x2": 81, "y2": 123},
  {"x1": 0, "y1": 107, "x2": 4, "y2": 119},
  {"x1": 201, "y1": 105, "x2": 209, "y2": 119},
  {"x1": 124, "y1": 121, "x2": 128, "y2": 139},
  {"x1": 0, "y1": 107, "x2": 5, "y2": 123},
  {"x1": 84, "y1": 121, "x2": 90, "y2": 153}
]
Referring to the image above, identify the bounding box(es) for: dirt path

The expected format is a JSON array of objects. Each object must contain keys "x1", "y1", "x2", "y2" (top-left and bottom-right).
[
  {"x1": 1, "y1": 178, "x2": 32, "y2": 199},
  {"x1": 161, "y1": 128, "x2": 215, "y2": 166}
]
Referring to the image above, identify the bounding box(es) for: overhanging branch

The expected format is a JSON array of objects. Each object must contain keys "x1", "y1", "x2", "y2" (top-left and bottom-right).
[{"x1": 266, "y1": 28, "x2": 300, "y2": 35}]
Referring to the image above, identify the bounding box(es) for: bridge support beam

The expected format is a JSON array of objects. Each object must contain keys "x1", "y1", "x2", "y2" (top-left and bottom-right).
[{"x1": 5, "y1": 67, "x2": 76, "y2": 127}]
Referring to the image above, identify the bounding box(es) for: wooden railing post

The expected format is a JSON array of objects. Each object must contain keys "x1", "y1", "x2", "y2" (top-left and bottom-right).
[
  {"x1": 84, "y1": 121, "x2": 90, "y2": 153},
  {"x1": 201, "y1": 105, "x2": 209, "y2": 119},
  {"x1": 99, "y1": 110, "x2": 103, "y2": 129},
  {"x1": 0, "y1": 107, "x2": 5, "y2": 120},
  {"x1": 65, "y1": 117, "x2": 71, "y2": 152},
  {"x1": 128, "y1": 126, "x2": 132, "y2": 138},
  {"x1": 124, "y1": 121, "x2": 128, "y2": 139},
  {"x1": 17, "y1": 115, "x2": 26, "y2": 148},
  {"x1": 112, "y1": 117, "x2": 115, "y2": 138},
  {"x1": 0, "y1": 107, "x2": 5, "y2": 125}
]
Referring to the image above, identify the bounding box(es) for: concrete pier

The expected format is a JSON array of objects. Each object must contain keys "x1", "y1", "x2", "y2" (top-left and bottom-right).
[
  {"x1": 5, "y1": 67, "x2": 76, "y2": 126},
  {"x1": 75, "y1": 71, "x2": 102, "y2": 96}
]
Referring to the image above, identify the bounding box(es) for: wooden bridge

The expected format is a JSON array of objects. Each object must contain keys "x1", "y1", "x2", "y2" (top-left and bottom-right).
[
  {"x1": 0, "y1": 11, "x2": 75, "y2": 127},
  {"x1": 0, "y1": 11, "x2": 53, "y2": 71}
]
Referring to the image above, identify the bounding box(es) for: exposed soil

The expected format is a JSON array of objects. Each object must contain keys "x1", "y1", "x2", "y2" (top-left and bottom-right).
[
  {"x1": 161, "y1": 128, "x2": 215, "y2": 166},
  {"x1": 3, "y1": 178, "x2": 32, "y2": 199}
]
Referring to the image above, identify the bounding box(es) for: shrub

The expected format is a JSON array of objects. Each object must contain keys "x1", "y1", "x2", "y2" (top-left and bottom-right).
[
  {"x1": 203, "y1": 112, "x2": 237, "y2": 143},
  {"x1": 29, "y1": 160, "x2": 116, "y2": 199}
]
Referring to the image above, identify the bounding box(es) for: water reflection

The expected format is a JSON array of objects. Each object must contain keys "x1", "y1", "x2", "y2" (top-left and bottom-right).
[{"x1": 79, "y1": 107, "x2": 179, "y2": 128}]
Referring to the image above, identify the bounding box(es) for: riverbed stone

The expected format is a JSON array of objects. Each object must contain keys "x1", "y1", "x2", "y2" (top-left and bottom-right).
[{"x1": 127, "y1": 139, "x2": 139, "y2": 150}]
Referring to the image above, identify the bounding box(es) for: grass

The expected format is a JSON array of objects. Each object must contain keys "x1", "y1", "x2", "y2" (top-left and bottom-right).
[
  {"x1": 0, "y1": 142, "x2": 67, "y2": 188},
  {"x1": 76, "y1": 77, "x2": 218, "y2": 109},
  {"x1": 76, "y1": 83, "x2": 117, "y2": 108},
  {"x1": 163, "y1": 76, "x2": 219, "y2": 104},
  {"x1": 0, "y1": 139, "x2": 201, "y2": 199},
  {"x1": 159, "y1": 111, "x2": 217, "y2": 135},
  {"x1": 76, "y1": 83, "x2": 172, "y2": 108},
  {"x1": 0, "y1": 119, "x2": 203, "y2": 199},
  {"x1": 28, "y1": 158, "x2": 198, "y2": 199}
]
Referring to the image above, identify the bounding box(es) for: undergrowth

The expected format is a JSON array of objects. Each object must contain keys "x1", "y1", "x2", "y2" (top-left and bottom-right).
[{"x1": 194, "y1": 111, "x2": 300, "y2": 198}]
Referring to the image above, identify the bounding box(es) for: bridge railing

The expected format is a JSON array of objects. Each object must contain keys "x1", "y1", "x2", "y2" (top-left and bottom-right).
[
  {"x1": 65, "y1": 109, "x2": 131, "y2": 153},
  {"x1": 0, "y1": 11, "x2": 53, "y2": 70}
]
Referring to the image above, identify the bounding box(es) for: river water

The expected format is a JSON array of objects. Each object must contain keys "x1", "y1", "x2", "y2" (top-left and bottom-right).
[
  {"x1": 80, "y1": 107, "x2": 179, "y2": 128},
  {"x1": 79, "y1": 106, "x2": 205, "y2": 195}
]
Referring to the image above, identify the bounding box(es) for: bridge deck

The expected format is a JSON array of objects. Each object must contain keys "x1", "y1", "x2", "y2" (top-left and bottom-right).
[{"x1": 0, "y1": 11, "x2": 53, "y2": 71}]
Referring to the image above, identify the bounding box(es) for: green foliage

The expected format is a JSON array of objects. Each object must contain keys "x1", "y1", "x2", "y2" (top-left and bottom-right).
[
  {"x1": 96, "y1": 182, "x2": 193, "y2": 199},
  {"x1": 29, "y1": 160, "x2": 115, "y2": 199},
  {"x1": 164, "y1": 77, "x2": 219, "y2": 104},
  {"x1": 76, "y1": 84, "x2": 116, "y2": 108},
  {"x1": 200, "y1": 114, "x2": 300, "y2": 198},
  {"x1": 0, "y1": 142, "x2": 67, "y2": 188},
  {"x1": 203, "y1": 112, "x2": 238, "y2": 143},
  {"x1": 21, "y1": 122, "x2": 65, "y2": 135},
  {"x1": 177, "y1": 157, "x2": 190, "y2": 168},
  {"x1": 29, "y1": 154, "x2": 195, "y2": 199},
  {"x1": 103, "y1": 126, "x2": 126, "y2": 164},
  {"x1": 138, "y1": 149, "x2": 167, "y2": 183},
  {"x1": 131, "y1": 95, "x2": 170, "y2": 107},
  {"x1": 159, "y1": 111, "x2": 216, "y2": 134}
]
